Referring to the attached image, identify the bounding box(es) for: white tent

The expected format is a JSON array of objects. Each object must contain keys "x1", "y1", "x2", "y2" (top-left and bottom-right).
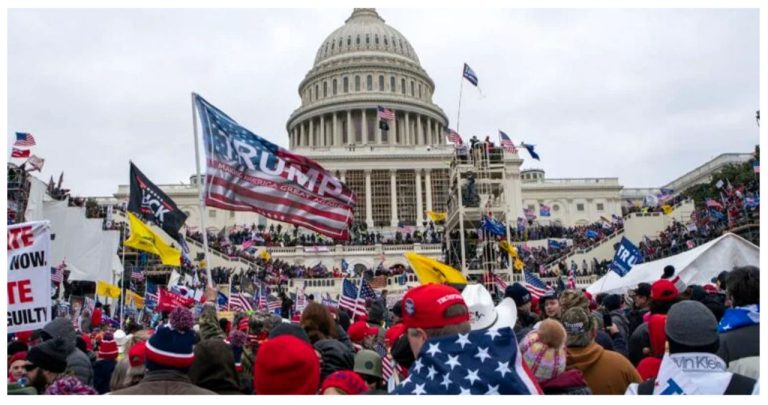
[{"x1": 587, "y1": 233, "x2": 759, "y2": 295}]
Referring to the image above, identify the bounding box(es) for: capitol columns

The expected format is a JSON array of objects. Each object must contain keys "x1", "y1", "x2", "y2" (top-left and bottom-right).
[
  {"x1": 364, "y1": 169, "x2": 374, "y2": 228},
  {"x1": 390, "y1": 169, "x2": 398, "y2": 227},
  {"x1": 425, "y1": 169, "x2": 433, "y2": 212},
  {"x1": 415, "y1": 169, "x2": 424, "y2": 226}
]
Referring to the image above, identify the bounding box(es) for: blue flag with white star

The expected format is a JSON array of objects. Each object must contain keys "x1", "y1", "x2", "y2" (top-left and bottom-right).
[{"x1": 392, "y1": 327, "x2": 540, "y2": 395}]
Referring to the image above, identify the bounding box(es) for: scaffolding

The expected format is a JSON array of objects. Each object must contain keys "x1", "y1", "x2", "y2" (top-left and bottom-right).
[
  {"x1": 7, "y1": 163, "x2": 31, "y2": 225},
  {"x1": 444, "y1": 145, "x2": 518, "y2": 288}
]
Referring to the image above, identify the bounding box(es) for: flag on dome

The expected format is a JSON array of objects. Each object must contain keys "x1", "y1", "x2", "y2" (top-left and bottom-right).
[
  {"x1": 446, "y1": 129, "x2": 463, "y2": 145},
  {"x1": 14, "y1": 132, "x2": 36, "y2": 147},
  {"x1": 462, "y1": 63, "x2": 479, "y2": 86},
  {"x1": 194, "y1": 94, "x2": 356, "y2": 240},
  {"x1": 377, "y1": 106, "x2": 395, "y2": 121},
  {"x1": 499, "y1": 130, "x2": 517, "y2": 154}
]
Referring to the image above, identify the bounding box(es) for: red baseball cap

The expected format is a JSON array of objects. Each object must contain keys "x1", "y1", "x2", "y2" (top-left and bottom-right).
[
  {"x1": 401, "y1": 284, "x2": 469, "y2": 329},
  {"x1": 651, "y1": 279, "x2": 679, "y2": 301},
  {"x1": 384, "y1": 323, "x2": 406, "y2": 348},
  {"x1": 348, "y1": 321, "x2": 378, "y2": 343}
]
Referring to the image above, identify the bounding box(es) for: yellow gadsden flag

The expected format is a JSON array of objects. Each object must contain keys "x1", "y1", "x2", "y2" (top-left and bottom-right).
[
  {"x1": 404, "y1": 252, "x2": 467, "y2": 286},
  {"x1": 124, "y1": 212, "x2": 181, "y2": 266},
  {"x1": 514, "y1": 258, "x2": 525, "y2": 271},
  {"x1": 258, "y1": 248, "x2": 271, "y2": 261},
  {"x1": 96, "y1": 280, "x2": 121, "y2": 299},
  {"x1": 661, "y1": 205, "x2": 674, "y2": 215},
  {"x1": 426, "y1": 211, "x2": 447, "y2": 222},
  {"x1": 126, "y1": 290, "x2": 144, "y2": 309},
  {"x1": 498, "y1": 240, "x2": 518, "y2": 258}
]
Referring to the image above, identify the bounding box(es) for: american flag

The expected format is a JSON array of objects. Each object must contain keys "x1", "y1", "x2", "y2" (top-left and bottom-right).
[
  {"x1": 492, "y1": 273, "x2": 508, "y2": 292},
  {"x1": 131, "y1": 267, "x2": 144, "y2": 282},
  {"x1": 382, "y1": 354, "x2": 395, "y2": 381},
  {"x1": 322, "y1": 292, "x2": 338, "y2": 308},
  {"x1": 446, "y1": 129, "x2": 463, "y2": 145},
  {"x1": 359, "y1": 278, "x2": 377, "y2": 300},
  {"x1": 339, "y1": 278, "x2": 367, "y2": 317},
  {"x1": 377, "y1": 106, "x2": 395, "y2": 121},
  {"x1": 391, "y1": 327, "x2": 539, "y2": 394},
  {"x1": 51, "y1": 262, "x2": 65, "y2": 284},
  {"x1": 195, "y1": 94, "x2": 356, "y2": 240},
  {"x1": 567, "y1": 269, "x2": 576, "y2": 289},
  {"x1": 14, "y1": 132, "x2": 36, "y2": 147},
  {"x1": 524, "y1": 271, "x2": 553, "y2": 299},
  {"x1": 230, "y1": 292, "x2": 254, "y2": 312},
  {"x1": 267, "y1": 295, "x2": 282, "y2": 312},
  {"x1": 499, "y1": 130, "x2": 517, "y2": 154},
  {"x1": 255, "y1": 289, "x2": 268, "y2": 311},
  {"x1": 217, "y1": 291, "x2": 229, "y2": 312}
]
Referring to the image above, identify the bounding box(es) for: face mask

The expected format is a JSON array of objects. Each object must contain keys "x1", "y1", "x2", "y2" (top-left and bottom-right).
[{"x1": 391, "y1": 335, "x2": 415, "y2": 369}]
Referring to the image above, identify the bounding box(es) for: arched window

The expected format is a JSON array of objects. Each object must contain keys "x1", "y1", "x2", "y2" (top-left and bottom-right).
[
  {"x1": 378, "y1": 75, "x2": 384, "y2": 91},
  {"x1": 330, "y1": 40, "x2": 334, "y2": 50},
  {"x1": 384, "y1": 36, "x2": 388, "y2": 46},
  {"x1": 375, "y1": 35, "x2": 379, "y2": 46},
  {"x1": 366, "y1": 34, "x2": 370, "y2": 45},
  {"x1": 355, "y1": 76, "x2": 361, "y2": 92},
  {"x1": 356, "y1": 35, "x2": 360, "y2": 46},
  {"x1": 347, "y1": 36, "x2": 351, "y2": 47},
  {"x1": 390, "y1": 76, "x2": 396, "y2": 93},
  {"x1": 333, "y1": 79, "x2": 337, "y2": 95},
  {"x1": 343, "y1": 77, "x2": 349, "y2": 93},
  {"x1": 367, "y1": 75, "x2": 373, "y2": 91}
]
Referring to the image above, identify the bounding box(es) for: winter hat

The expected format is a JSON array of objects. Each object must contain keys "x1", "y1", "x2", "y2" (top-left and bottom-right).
[
  {"x1": 8, "y1": 340, "x2": 28, "y2": 357},
  {"x1": 665, "y1": 300, "x2": 718, "y2": 347},
  {"x1": 636, "y1": 357, "x2": 662, "y2": 381},
  {"x1": 559, "y1": 290, "x2": 588, "y2": 312},
  {"x1": 354, "y1": 349, "x2": 383, "y2": 380},
  {"x1": 128, "y1": 341, "x2": 147, "y2": 367},
  {"x1": 519, "y1": 319, "x2": 567, "y2": 382},
  {"x1": 228, "y1": 330, "x2": 247, "y2": 372},
  {"x1": 8, "y1": 351, "x2": 27, "y2": 370},
  {"x1": 561, "y1": 307, "x2": 594, "y2": 347},
  {"x1": 651, "y1": 279, "x2": 679, "y2": 302},
  {"x1": 27, "y1": 338, "x2": 69, "y2": 373},
  {"x1": 505, "y1": 283, "x2": 531, "y2": 307},
  {"x1": 348, "y1": 320, "x2": 378, "y2": 343},
  {"x1": 401, "y1": 284, "x2": 468, "y2": 329},
  {"x1": 633, "y1": 282, "x2": 652, "y2": 298},
  {"x1": 321, "y1": 370, "x2": 369, "y2": 395},
  {"x1": 15, "y1": 330, "x2": 33, "y2": 345},
  {"x1": 602, "y1": 294, "x2": 622, "y2": 311},
  {"x1": 145, "y1": 307, "x2": 196, "y2": 371},
  {"x1": 253, "y1": 335, "x2": 320, "y2": 395},
  {"x1": 97, "y1": 332, "x2": 119, "y2": 360},
  {"x1": 44, "y1": 375, "x2": 98, "y2": 395},
  {"x1": 269, "y1": 322, "x2": 311, "y2": 344}
]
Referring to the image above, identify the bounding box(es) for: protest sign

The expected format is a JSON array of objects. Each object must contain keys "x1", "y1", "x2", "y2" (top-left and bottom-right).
[{"x1": 8, "y1": 221, "x2": 52, "y2": 333}]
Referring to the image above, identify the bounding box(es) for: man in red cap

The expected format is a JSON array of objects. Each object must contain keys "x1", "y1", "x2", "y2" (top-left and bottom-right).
[
  {"x1": 348, "y1": 320, "x2": 379, "y2": 352},
  {"x1": 628, "y1": 279, "x2": 680, "y2": 365}
]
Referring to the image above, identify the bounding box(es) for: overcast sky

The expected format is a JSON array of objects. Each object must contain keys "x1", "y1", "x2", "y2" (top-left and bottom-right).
[{"x1": 7, "y1": 8, "x2": 759, "y2": 197}]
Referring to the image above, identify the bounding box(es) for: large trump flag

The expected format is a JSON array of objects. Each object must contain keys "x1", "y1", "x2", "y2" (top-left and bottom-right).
[{"x1": 194, "y1": 94, "x2": 356, "y2": 240}]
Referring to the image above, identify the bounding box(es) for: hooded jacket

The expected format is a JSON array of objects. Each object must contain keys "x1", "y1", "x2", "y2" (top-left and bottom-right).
[
  {"x1": 42, "y1": 318, "x2": 93, "y2": 386},
  {"x1": 717, "y1": 307, "x2": 759, "y2": 380},
  {"x1": 566, "y1": 341, "x2": 641, "y2": 395},
  {"x1": 539, "y1": 369, "x2": 592, "y2": 395},
  {"x1": 314, "y1": 338, "x2": 355, "y2": 382},
  {"x1": 111, "y1": 369, "x2": 218, "y2": 395},
  {"x1": 189, "y1": 339, "x2": 242, "y2": 395}
]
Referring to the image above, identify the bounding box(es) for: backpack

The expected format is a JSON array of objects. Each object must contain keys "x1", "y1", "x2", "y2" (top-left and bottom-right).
[{"x1": 637, "y1": 373, "x2": 756, "y2": 395}]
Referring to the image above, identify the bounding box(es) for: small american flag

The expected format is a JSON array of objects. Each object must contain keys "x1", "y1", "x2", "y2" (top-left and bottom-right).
[
  {"x1": 268, "y1": 295, "x2": 282, "y2": 312},
  {"x1": 524, "y1": 271, "x2": 553, "y2": 299},
  {"x1": 382, "y1": 354, "x2": 395, "y2": 381},
  {"x1": 567, "y1": 269, "x2": 576, "y2": 289},
  {"x1": 492, "y1": 273, "x2": 508, "y2": 292},
  {"x1": 230, "y1": 292, "x2": 254, "y2": 312},
  {"x1": 377, "y1": 106, "x2": 395, "y2": 121},
  {"x1": 51, "y1": 262, "x2": 65, "y2": 284},
  {"x1": 499, "y1": 130, "x2": 518, "y2": 154},
  {"x1": 446, "y1": 129, "x2": 463, "y2": 145},
  {"x1": 14, "y1": 132, "x2": 36, "y2": 147},
  {"x1": 339, "y1": 278, "x2": 367, "y2": 317},
  {"x1": 131, "y1": 267, "x2": 145, "y2": 282},
  {"x1": 359, "y1": 279, "x2": 377, "y2": 300}
]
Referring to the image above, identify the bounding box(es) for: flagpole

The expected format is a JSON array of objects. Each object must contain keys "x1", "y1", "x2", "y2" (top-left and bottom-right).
[
  {"x1": 119, "y1": 223, "x2": 127, "y2": 329},
  {"x1": 191, "y1": 92, "x2": 213, "y2": 287},
  {"x1": 457, "y1": 174, "x2": 467, "y2": 274},
  {"x1": 456, "y1": 67, "x2": 465, "y2": 135}
]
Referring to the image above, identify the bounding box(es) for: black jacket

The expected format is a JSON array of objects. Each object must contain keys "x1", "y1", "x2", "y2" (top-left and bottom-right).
[{"x1": 314, "y1": 339, "x2": 355, "y2": 382}]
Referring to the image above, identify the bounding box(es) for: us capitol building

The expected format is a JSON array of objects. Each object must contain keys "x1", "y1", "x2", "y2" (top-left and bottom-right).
[{"x1": 111, "y1": 8, "x2": 751, "y2": 273}]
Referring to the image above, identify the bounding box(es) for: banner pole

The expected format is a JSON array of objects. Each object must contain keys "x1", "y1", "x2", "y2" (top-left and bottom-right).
[
  {"x1": 119, "y1": 225, "x2": 127, "y2": 329},
  {"x1": 191, "y1": 93, "x2": 213, "y2": 287},
  {"x1": 456, "y1": 69, "x2": 465, "y2": 135}
]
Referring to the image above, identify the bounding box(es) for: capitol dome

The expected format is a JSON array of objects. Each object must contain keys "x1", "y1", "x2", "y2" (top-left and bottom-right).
[
  {"x1": 313, "y1": 8, "x2": 420, "y2": 66},
  {"x1": 286, "y1": 8, "x2": 449, "y2": 151}
]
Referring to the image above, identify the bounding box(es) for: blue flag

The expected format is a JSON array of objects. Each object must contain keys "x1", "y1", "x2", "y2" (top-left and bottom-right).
[
  {"x1": 480, "y1": 215, "x2": 506, "y2": 237},
  {"x1": 217, "y1": 291, "x2": 228, "y2": 310},
  {"x1": 708, "y1": 208, "x2": 726, "y2": 221},
  {"x1": 521, "y1": 143, "x2": 540, "y2": 160},
  {"x1": 392, "y1": 327, "x2": 539, "y2": 395},
  {"x1": 548, "y1": 239, "x2": 562, "y2": 250},
  {"x1": 463, "y1": 63, "x2": 478, "y2": 86},
  {"x1": 341, "y1": 258, "x2": 349, "y2": 272},
  {"x1": 585, "y1": 229, "x2": 599, "y2": 240},
  {"x1": 609, "y1": 237, "x2": 643, "y2": 277}
]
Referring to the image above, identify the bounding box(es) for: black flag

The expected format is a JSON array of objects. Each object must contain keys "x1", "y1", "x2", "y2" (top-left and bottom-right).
[{"x1": 128, "y1": 162, "x2": 188, "y2": 238}]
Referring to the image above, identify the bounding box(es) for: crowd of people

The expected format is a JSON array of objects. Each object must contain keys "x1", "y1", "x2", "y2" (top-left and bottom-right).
[{"x1": 8, "y1": 263, "x2": 759, "y2": 395}]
